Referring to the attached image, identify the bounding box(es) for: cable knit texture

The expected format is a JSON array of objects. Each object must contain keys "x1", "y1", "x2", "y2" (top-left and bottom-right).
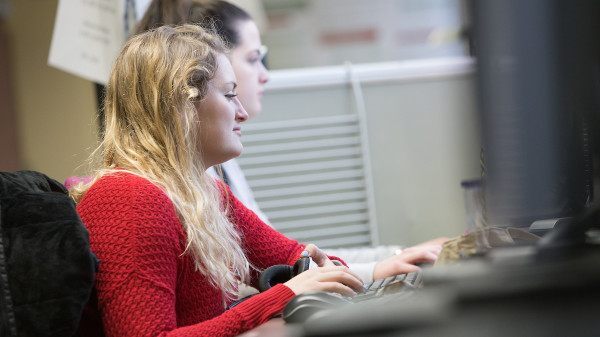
[{"x1": 76, "y1": 172, "x2": 343, "y2": 337}]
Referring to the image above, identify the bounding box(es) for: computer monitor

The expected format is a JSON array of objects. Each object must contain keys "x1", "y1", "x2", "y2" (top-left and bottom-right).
[{"x1": 472, "y1": 0, "x2": 600, "y2": 242}]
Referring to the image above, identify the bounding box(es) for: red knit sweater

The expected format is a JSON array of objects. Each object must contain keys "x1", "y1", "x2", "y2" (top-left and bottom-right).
[{"x1": 76, "y1": 172, "x2": 338, "y2": 336}]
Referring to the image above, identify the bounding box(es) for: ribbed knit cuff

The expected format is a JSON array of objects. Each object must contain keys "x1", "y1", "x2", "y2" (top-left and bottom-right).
[{"x1": 233, "y1": 283, "x2": 296, "y2": 328}]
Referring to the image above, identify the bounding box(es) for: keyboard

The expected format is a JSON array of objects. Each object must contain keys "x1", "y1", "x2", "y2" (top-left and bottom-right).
[
  {"x1": 281, "y1": 270, "x2": 424, "y2": 324},
  {"x1": 293, "y1": 246, "x2": 600, "y2": 337},
  {"x1": 351, "y1": 271, "x2": 422, "y2": 303}
]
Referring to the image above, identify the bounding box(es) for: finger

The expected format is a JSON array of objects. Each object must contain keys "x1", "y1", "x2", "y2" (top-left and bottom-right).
[
  {"x1": 322, "y1": 265, "x2": 364, "y2": 283},
  {"x1": 419, "y1": 237, "x2": 451, "y2": 246},
  {"x1": 300, "y1": 244, "x2": 318, "y2": 259},
  {"x1": 422, "y1": 245, "x2": 443, "y2": 255},
  {"x1": 318, "y1": 281, "x2": 357, "y2": 297},
  {"x1": 402, "y1": 246, "x2": 442, "y2": 260},
  {"x1": 412, "y1": 246, "x2": 442, "y2": 258},
  {"x1": 403, "y1": 244, "x2": 442, "y2": 255},
  {"x1": 317, "y1": 267, "x2": 365, "y2": 293},
  {"x1": 284, "y1": 267, "x2": 363, "y2": 295},
  {"x1": 400, "y1": 250, "x2": 439, "y2": 264},
  {"x1": 398, "y1": 264, "x2": 420, "y2": 274},
  {"x1": 301, "y1": 244, "x2": 334, "y2": 267}
]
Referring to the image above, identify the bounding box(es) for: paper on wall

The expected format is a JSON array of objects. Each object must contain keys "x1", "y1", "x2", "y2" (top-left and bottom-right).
[{"x1": 48, "y1": 0, "x2": 126, "y2": 84}]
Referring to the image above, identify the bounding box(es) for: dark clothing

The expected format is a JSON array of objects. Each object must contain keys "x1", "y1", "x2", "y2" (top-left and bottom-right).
[{"x1": 0, "y1": 170, "x2": 97, "y2": 337}]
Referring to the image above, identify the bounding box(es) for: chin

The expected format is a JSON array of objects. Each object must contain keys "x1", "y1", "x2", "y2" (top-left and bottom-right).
[
  {"x1": 212, "y1": 148, "x2": 243, "y2": 167},
  {"x1": 232, "y1": 146, "x2": 243, "y2": 158}
]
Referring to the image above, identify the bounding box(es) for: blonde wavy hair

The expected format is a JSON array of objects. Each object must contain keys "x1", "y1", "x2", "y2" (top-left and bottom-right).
[{"x1": 72, "y1": 24, "x2": 249, "y2": 299}]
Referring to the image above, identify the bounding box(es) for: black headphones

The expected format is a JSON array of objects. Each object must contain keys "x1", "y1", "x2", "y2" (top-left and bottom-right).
[
  {"x1": 258, "y1": 257, "x2": 311, "y2": 292},
  {"x1": 227, "y1": 257, "x2": 311, "y2": 310}
]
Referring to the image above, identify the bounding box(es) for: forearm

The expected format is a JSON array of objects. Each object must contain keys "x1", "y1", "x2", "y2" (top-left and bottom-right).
[{"x1": 325, "y1": 245, "x2": 402, "y2": 264}]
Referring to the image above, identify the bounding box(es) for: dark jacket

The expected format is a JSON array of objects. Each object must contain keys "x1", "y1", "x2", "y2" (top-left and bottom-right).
[{"x1": 0, "y1": 170, "x2": 98, "y2": 337}]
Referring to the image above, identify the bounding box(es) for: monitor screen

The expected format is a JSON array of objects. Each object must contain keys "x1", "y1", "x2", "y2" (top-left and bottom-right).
[{"x1": 472, "y1": 0, "x2": 600, "y2": 238}]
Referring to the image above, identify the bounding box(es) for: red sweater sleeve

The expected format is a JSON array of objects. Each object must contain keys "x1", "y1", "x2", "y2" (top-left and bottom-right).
[{"x1": 77, "y1": 173, "x2": 296, "y2": 337}]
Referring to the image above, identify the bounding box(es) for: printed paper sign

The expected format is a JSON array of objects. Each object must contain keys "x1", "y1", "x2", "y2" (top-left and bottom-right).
[{"x1": 48, "y1": 0, "x2": 126, "y2": 84}]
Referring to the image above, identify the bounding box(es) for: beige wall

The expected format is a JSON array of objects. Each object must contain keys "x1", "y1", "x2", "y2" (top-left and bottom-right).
[
  {"x1": 255, "y1": 60, "x2": 480, "y2": 245},
  {"x1": 0, "y1": 21, "x2": 19, "y2": 171},
  {"x1": 3, "y1": 1, "x2": 478, "y2": 246},
  {"x1": 5, "y1": 0, "x2": 98, "y2": 183}
]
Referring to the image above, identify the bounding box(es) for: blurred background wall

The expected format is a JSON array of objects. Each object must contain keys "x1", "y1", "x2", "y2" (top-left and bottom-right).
[
  {"x1": 0, "y1": 0, "x2": 479, "y2": 245},
  {"x1": 254, "y1": 59, "x2": 479, "y2": 245},
  {"x1": 2, "y1": 0, "x2": 98, "y2": 181}
]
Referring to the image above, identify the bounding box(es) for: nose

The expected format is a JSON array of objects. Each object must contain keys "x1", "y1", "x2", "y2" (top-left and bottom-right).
[
  {"x1": 234, "y1": 97, "x2": 248, "y2": 122},
  {"x1": 259, "y1": 63, "x2": 270, "y2": 84}
]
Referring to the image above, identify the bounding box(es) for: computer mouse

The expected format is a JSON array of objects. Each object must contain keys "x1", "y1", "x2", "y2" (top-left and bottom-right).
[{"x1": 282, "y1": 292, "x2": 352, "y2": 324}]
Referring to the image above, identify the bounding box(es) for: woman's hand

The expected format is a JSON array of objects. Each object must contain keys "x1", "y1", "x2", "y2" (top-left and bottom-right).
[
  {"x1": 372, "y1": 239, "x2": 448, "y2": 281},
  {"x1": 284, "y1": 265, "x2": 364, "y2": 297},
  {"x1": 413, "y1": 237, "x2": 451, "y2": 248},
  {"x1": 300, "y1": 243, "x2": 337, "y2": 267}
]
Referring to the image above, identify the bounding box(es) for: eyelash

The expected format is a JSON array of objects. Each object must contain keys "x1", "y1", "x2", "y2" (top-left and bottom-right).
[{"x1": 226, "y1": 94, "x2": 237, "y2": 99}]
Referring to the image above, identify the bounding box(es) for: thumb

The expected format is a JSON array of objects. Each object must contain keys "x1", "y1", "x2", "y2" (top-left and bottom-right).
[{"x1": 302, "y1": 244, "x2": 334, "y2": 267}]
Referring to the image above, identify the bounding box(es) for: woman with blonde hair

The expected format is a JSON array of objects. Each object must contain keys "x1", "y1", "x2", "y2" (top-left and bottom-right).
[
  {"x1": 73, "y1": 24, "x2": 363, "y2": 336},
  {"x1": 131, "y1": 0, "x2": 447, "y2": 286}
]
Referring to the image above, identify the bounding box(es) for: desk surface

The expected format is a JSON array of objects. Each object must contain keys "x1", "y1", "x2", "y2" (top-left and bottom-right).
[{"x1": 238, "y1": 245, "x2": 600, "y2": 337}]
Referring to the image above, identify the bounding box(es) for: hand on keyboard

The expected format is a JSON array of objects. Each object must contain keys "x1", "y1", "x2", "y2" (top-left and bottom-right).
[
  {"x1": 372, "y1": 244, "x2": 442, "y2": 280},
  {"x1": 282, "y1": 271, "x2": 423, "y2": 324},
  {"x1": 284, "y1": 265, "x2": 365, "y2": 297},
  {"x1": 352, "y1": 271, "x2": 422, "y2": 303}
]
